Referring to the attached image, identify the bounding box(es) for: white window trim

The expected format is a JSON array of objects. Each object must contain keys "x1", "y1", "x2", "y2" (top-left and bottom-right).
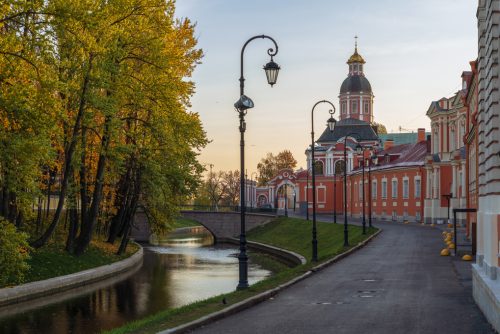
[
  {"x1": 414, "y1": 177, "x2": 421, "y2": 198},
  {"x1": 391, "y1": 177, "x2": 398, "y2": 199},
  {"x1": 402, "y1": 177, "x2": 409, "y2": 199},
  {"x1": 381, "y1": 178, "x2": 388, "y2": 199}
]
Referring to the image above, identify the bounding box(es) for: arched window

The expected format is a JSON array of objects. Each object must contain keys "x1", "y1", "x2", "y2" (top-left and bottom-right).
[
  {"x1": 314, "y1": 160, "x2": 324, "y2": 176},
  {"x1": 334, "y1": 160, "x2": 346, "y2": 175}
]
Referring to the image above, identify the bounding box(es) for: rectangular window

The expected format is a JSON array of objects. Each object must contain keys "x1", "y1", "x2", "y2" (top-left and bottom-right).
[
  {"x1": 403, "y1": 179, "x2": 409, "y2": 199},
  {"x1": 372, "y1": 180, "x2": 377, "y2": 199},
  {"x1": 352, "y1": 101, "x2": 358, "y2": 113},
  {"x1": 392, "y1": 179, "x2": 398, "y2": 199},
  {"x1": 342, "y1": 102, "x2": 346, "y2": 114},
  {"x1": 415, "y1": 179, "x2": 421, "y2": 198},
  {"x1": 317, "y1": 188, "x2": 326, "y2": 203},
  {"x1": 359, "y1": 182, "x2": 363, "y2": 200},
  {"x1": 364, "y1": 102, "x2": 369, "y2": 114},
  {"x1": 392, "y1": 210, "x2": 397, "y2": 221},
  {"x1": 382, "y1": 180, "x2": 387, "y2": 199}
]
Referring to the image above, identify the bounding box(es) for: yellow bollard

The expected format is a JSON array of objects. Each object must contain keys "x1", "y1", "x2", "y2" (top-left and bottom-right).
[
  {"x1": 462, "y1": 254, "x2": 473, "y2": 261},
  {"x1": 448, "y1": 243, "x2": 455, "y2": 249},
  {"x1": 440, "y1": 248, "x2": 450, "y2": 256}
]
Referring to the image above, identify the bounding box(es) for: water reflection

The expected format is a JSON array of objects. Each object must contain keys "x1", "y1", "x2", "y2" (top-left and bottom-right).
[{"x1": 0, "y1": 226, "x2": 270, "y2": 334}]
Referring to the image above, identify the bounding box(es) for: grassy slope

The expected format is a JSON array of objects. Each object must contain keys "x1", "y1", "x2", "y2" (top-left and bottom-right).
[
  {"x1": 24, "y1": 240, "x2": 139, "y2": 284},
  {"x1": 106, "y1": 217, "x2": 377, "y2": 334}
]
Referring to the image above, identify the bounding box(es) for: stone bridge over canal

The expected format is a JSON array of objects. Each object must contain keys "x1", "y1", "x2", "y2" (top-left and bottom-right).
[{"x1": 131, "y1": 210, "x2": 276, "y2": 242}]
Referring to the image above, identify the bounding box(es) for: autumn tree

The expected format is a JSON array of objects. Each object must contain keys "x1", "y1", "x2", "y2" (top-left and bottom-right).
[
  {"x1": 1, "y1": 0, "x2": 207, "y2": 255},
  {"x1": 221, "y1": 170, "x2": 240, "y2": 207},
  {"x1": 256, "y1": 150, "x2": 297, "y2": 185},
  {"x1": 373, "y1": 122, "x2": 388, "y2": 134}
]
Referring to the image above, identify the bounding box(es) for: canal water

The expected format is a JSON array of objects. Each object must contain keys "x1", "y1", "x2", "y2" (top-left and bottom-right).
[{"x1": 0, "y1": 226, "x2": 271, "y2": 334}]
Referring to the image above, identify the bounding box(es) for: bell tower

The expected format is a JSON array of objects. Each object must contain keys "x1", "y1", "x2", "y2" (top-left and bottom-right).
[{"x1": 339, "y1": 37, "x2": 374, "y2": 123}]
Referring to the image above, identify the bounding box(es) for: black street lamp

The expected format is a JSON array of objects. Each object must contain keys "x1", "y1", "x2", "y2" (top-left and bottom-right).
[
  {"x1": 235, "y1": 35, "x2": 280, "y2": 290},
  {"x1": 368, "y1": 150, "x2": 377, "y2": 228},
  {"x1": 250, "y1": 171, "x2": 258, "y2": 209},
  {"x1": 333, "y1": 172, "x2": 337, "y2": 224},
  {"x1": 343, "y1": 133, "x2": 362, "y2": 247},
  {"x1": 310, "y1": 100, "x2": 337, "y2": 262},
  {"x1": 284, "y1": 182, "x2": 288, "y2": 217},
  {"x1": 306, "y1": 167, "x2": 311, "y2": 221},
  {"x1": 356, "y1": 143, "x2": 366, "y2": 235}
]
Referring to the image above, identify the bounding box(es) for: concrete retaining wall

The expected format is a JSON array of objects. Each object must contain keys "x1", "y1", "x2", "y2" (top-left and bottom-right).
[
  {"x1": 0, "y1": 246, "x2": 143, "y2": 307},
  {"x1": 219, "y1": 238, "x2": 306, "y2": 267},
  {"x1": 472, "y1": 264, "x2": 500, "y2": 333}
]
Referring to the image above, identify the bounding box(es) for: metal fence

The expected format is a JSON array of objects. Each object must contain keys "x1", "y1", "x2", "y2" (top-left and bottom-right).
[{"x1": 180, "y1": 204, "x2": 277, "y2": 214}]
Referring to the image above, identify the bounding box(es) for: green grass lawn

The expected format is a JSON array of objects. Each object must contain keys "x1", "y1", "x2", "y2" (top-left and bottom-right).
[
  {"x1": 106, "y1": 217, "x2": 378, "y2": 334},
  {"x1": 248, "y1": 216, "x2": 375, "y2": 262},
  {"x1": 23, "y1": 241, "x2": 138, "y2": 284}
]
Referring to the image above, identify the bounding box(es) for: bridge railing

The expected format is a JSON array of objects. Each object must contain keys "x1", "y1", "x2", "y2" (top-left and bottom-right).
[{"x1": 180, "y1": 204, "x2": 277, "y2": 214}]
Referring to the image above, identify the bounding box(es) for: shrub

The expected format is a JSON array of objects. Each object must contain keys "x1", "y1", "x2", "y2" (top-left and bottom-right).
[{"x1": 0, "y1": 219, "x2": 32, "y2": 286}]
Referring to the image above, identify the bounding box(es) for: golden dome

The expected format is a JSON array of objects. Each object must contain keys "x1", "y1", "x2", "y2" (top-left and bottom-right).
[{"x1": 347, "y1": 47, "x2": 365, "y2": 64}]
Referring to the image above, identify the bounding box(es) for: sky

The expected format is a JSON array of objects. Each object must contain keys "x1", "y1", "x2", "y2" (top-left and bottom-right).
[{"x1": 175, "y1": 0, "x2": 477, "y2": 175}]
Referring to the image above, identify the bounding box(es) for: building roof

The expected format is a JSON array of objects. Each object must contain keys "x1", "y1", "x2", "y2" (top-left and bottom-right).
[
  {"x1": 317, "y1": 118, "x2": 378, "y2": 143},
  {"x1": 353, "y1": 141, "x2": 428, "y2": 173},
  {"x1": 340, "y1": 75, "x2": 372, "y2": 94},
  {"x1": 378, "y1": 132, "x2": 430, "y2": 146}
]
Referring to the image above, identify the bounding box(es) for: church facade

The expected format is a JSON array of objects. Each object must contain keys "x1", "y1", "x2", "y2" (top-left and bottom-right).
[{"x1": 254, "y1": 42, "x2": 466, "y2": 227}]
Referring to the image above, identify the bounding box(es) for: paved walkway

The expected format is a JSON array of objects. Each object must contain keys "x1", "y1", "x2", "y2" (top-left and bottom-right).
[{"x1": 191, "y1": 221, "x2": 495, "y2": 334}]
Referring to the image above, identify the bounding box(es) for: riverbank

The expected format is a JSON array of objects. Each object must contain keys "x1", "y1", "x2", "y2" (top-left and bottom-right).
[
  {"x1": 0, "y1": 241, "x2": 142, "y2": 307},
  {"x1": 106, "y1": 217, "x2": 379, "y2": 334}
]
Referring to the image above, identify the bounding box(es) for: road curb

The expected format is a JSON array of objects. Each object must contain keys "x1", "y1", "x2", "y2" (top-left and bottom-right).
[
  {"x1": 0, "y1": 244, "x2": 143, "y2": 307},
  {"x1": 158, "y1": 229, "x2": 382, "y2": 334}
]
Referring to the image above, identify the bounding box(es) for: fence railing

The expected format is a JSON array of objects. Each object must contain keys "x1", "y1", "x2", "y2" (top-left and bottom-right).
[{"x1": 180, "y1": 204, "x2": 277, "y2": 214}]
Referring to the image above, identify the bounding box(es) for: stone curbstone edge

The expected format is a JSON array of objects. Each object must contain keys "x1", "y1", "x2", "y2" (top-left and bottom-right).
[
  {"x1": 218, "y1": 237, "x2": 307, "y2": 266},
  {"x1": 158, "y1": 229, "x2": 382, "y2": 334},
  {"x1": 0, "y1": 244, "x2": 143, "y2": 307}
]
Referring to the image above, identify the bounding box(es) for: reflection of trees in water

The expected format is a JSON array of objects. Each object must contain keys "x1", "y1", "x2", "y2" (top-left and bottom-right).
[
  {"x1": 136, "y1": 251, "x2": 169, "y2": 313},
  {"x1": 115, "y1": 277, "x2": 137, "y2": 315}
]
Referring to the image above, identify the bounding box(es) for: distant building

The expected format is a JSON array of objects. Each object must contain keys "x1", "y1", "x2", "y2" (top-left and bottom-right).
[
  {"x1": 472, "y1": 2, "x2": 500, "y2": 330},
  {"x1": 254, "y1": 42, "x2": 430, "y2": 225},
  {"x1": 424, "y1": 84, "x2": 468, "y2": 224}
]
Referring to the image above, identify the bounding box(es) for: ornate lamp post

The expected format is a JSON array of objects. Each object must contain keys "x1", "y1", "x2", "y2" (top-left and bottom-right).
[
  {"x1": 250, "y1": 172, "x2": 258, "y2": 209},
  {"x1": 356, "y1": 144, "x2": 366, "y2": 235},
  {"x1": 310, "y1": 101, "x2": 336, "y2": 261},
  {"x1": 305, "y1": 167, "x2": 311, "y2": 221},
  {"x1": 234, "y1": 35, "x2": 280, "y2": 290},
  {"x1": 284, "y1": 181, "x2": 288, "y2": 217},
  {"x1": 333, "y1": 172, "x2": 337, "y2": 224},
  {"x1": 343, "y1": 133, "x2": 362, "y2": 247},
  {"x1": 368, "y1": 150, "x2": 377, "y2": 228}
]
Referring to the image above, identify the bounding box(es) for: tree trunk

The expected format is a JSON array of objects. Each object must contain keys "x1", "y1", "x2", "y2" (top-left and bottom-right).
[
  {"x1": 65, "y1": 176, "x2": 79, "y2": 252},
  {"x1": 36, "y1": 196, "x2": 42, "y2": 234},
  {"x1": 31, "y1": 56, "x2": 93, "y2": 249},
  {"x1": 74, "y1": 116, "x2": 111, "y2": 256},
  {"x1": 80, "y1": 128, "x2": 89, "y2": 233}
]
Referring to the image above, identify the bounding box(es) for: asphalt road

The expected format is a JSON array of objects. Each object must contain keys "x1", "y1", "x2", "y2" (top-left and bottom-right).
[{"x1": 190, "y1": 221, "x2": 495, "y2": 334}]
